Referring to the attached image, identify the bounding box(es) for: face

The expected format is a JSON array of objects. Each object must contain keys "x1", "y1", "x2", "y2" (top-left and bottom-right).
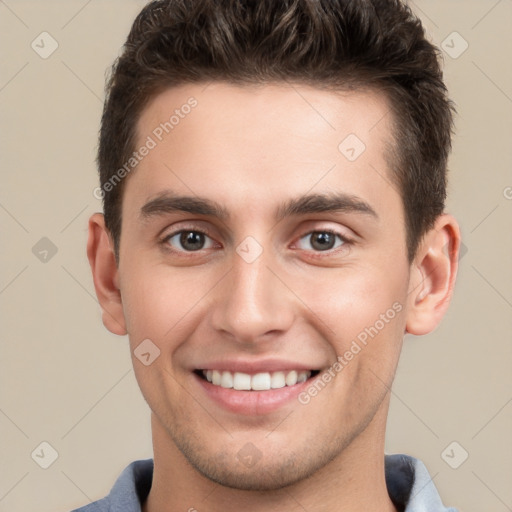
[{"x1": 116, "y1": 82, "x2": 411, "y2": 489}]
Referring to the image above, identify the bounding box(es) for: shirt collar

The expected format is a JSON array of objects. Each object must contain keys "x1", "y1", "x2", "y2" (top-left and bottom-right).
[{"x1": 105, "y1": 454, "x2": 456, "y2": 512}]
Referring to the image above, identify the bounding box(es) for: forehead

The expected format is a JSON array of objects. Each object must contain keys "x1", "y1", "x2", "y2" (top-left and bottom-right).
[
  {"x1": 126, "y1": 81, "x2": 400, "y2": 222},
  {"x1": 137, "y1": 81, "x2": 393, "y2": 150}
]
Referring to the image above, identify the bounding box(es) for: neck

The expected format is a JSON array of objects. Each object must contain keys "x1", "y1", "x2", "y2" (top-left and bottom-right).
[{"x1": 143, "y1": 397, "x2": 397, "y2": 512}]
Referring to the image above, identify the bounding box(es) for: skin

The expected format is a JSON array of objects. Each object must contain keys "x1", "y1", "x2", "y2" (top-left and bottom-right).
[{"x1": 87, "y1": 82, "x2": 460, "y2": 511}]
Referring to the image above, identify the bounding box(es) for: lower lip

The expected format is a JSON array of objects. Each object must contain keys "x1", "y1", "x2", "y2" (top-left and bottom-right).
[{"x1": 193, "y1": 372, "x2": 316, "y2": 415}]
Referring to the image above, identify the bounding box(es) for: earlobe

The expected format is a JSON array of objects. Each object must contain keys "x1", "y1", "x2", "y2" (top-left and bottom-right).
[
  {"x1": 86, "y1": 213, "x2": 127, "y2": 336},
  {"x1": 405, "y1": 214, "x2": 461, "y2": 336}
]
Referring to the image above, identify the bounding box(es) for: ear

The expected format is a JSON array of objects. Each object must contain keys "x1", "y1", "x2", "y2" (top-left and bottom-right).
[
  {"x1": 405, "y1": 213, "x2": 461, "y2": 336},
  {"x1": 86, "y1": 213, "x2": 127, "y2": 336}
]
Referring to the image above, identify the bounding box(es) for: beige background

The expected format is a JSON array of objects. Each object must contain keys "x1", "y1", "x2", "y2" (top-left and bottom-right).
[{"x1": 1, "y1": 1, "x2": 511, "y2": 511}]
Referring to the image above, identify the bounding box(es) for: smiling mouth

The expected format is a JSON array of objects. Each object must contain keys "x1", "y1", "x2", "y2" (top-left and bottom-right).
[{"x1": 195, "y1": 369, "x2": 321, "y2": 391}]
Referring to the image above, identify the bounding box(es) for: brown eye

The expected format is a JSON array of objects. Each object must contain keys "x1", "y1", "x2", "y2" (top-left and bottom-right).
[
  {"x1": 296, "y1": 231, "x2": 347, "y2": 252},
  {"x1": 163, "y1": 230, "x2": 214, "y2": 252}
]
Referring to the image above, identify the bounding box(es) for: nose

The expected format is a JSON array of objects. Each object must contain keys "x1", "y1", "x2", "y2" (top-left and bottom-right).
[{"x1": 211, "y1": 241, "x2": 295, "y2": 345}]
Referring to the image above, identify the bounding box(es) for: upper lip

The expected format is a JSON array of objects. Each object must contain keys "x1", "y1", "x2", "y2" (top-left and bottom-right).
[{"x1": 194, "y1": 358, "x2": 323, "y2": 374}]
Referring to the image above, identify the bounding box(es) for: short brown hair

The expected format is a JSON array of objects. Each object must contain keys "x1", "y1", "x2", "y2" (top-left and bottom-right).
[{"x1": 97, "y1": 0, "x2": 455, "y2": 263}]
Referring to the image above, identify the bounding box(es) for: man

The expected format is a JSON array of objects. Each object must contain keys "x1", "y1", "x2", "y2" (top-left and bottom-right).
[{"x1": 79, "y1": 0, "x2": 461, "y2": 510}]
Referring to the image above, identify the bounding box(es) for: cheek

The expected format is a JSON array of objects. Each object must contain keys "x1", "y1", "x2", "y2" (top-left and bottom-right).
[
  {"x1": 120, "y1": 263, "x2": 196, "y2": 343},
  {"x1": 120, "y1": 265, "x2": 198, "y2": 405},
  {"x1": 120, "y1": 249, "x2": 409, "y2": 359},
  {"x1": 120, "y1": 260, "x2": 229, "y2": 362},
  {"x1": 300, "y1": 265, "x2": 407, "y2": 343},
  {"x1": 303, "y1": 269, "x2": 407, "y2": 406},
  {"x1": 298, "y1": 265, "x2": 408, "y2": 394}
]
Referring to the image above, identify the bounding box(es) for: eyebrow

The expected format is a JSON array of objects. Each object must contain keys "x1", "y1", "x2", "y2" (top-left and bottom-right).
[{"x1": 139, "y1": 190, "x2": 378, "y2": 223}]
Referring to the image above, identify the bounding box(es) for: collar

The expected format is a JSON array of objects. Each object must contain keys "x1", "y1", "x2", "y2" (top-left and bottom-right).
[{"x1": 97, "y1": 454, "x2": 457, "y2": 511}]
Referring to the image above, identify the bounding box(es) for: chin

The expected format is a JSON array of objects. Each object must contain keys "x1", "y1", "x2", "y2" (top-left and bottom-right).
[
  {"x1": 188, "y1": 452, "x2": 322, "y2": 491},
  {"x1": 169, "y1": 425, "x2": 351, "y2": 491}
]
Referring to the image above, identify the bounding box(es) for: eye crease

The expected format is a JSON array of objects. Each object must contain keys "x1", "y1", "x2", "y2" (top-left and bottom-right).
[
  {"x1": 163, "y1": 230, "x2": 216, "y2": 252},
  {"x1": 295, "y1": 230, "x2": 348, "y2": 252},
  {"x1": 160, "y1": 228, "x2": 351, "y2": 254}
]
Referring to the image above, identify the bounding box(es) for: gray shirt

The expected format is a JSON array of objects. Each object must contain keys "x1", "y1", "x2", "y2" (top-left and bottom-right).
[{"x1": 71, "y1": 454, "x2": 458, "y2": 511}]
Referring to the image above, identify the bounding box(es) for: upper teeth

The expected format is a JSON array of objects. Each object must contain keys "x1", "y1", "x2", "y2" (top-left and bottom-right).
[{"x1": 203, "y1": 370, "x2": 311, "y2": 391}]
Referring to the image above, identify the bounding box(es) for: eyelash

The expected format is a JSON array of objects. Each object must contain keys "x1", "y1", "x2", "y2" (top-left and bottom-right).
[{"x1": 159, "y1": 225, "x2": 353, "y2": 258}]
